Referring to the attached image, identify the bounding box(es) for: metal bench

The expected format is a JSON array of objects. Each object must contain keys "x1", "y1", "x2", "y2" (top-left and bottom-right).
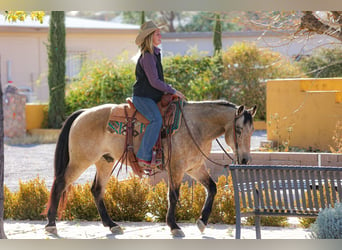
[{"x1": 229, "y1": 164, "x2": 342, "y2": 239}]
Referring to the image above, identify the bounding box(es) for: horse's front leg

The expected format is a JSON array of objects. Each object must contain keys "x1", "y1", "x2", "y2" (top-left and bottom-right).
[
  {"x1": 92, "y1": 159, "x2": 123, "y2": 235},
  {"x1": 187, "y1": 165, "x2": 217, "y2": 233},
  {"x1": 166, "y1": 170, "x2": 185, "y2": 237}
]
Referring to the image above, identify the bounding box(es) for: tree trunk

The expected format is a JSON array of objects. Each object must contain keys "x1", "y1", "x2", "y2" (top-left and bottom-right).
[
  {"x1": 0, "y1": 56, "x2": 7, "y2": 239},
  {"x1": 48, "y1": 11, "x2": 66, "y2": 129}
]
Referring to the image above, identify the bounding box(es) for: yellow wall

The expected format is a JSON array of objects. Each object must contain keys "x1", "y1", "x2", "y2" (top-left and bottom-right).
[
  {"x1": 267, "y1": 78, "x2": 342, "y2": 151},
  {"x1": 25, "y1": 104, "x2": 46, "y2": 130}
]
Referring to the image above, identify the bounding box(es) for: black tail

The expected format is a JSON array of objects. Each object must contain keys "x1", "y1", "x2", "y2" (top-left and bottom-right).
[{"x1": 54, "y1": 109, "x2": 85, "y2": 179}]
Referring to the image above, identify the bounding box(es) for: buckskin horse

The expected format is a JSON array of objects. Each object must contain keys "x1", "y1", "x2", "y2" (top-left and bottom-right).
[{"x1": 44, "y1": 99, "x2": 257, "y2": 237}]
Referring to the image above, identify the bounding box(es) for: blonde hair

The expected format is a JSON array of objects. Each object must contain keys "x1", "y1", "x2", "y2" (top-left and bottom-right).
[{"x1": 139, "y1": 31, "x2": 155, "y2": 55}]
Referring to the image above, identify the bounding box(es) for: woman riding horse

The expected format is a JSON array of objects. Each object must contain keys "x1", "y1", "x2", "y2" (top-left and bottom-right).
[{"x1": 44, "y1": 100, "x2": 256, "y2": 237}]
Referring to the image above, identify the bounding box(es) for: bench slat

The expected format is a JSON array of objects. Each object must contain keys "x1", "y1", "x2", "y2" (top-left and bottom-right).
[
  {"x1": 335, "y1": 171, "x2": 342, "y2": 202},
  {"x1": 305, "y1": 171, "x2": 315, "y2": 211},
  {"x1": 262, "y1": 170, "x2": 272, "y2": 210},
  {"x1": 330, "y1": 171, "x2": 337, "y2": 204}
]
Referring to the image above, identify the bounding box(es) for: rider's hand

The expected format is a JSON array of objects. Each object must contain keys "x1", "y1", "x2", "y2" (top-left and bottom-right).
[{"x1": 174, "y1": 90, "x2": 185, "y2": 100}]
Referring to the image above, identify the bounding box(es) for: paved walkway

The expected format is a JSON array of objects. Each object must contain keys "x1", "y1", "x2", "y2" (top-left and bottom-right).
[{"x1": 3, "y1": 220, "x2": 311, "y2": 239}]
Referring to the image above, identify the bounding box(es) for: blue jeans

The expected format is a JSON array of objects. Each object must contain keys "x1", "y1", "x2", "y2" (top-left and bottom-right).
[{"x1": 132, "y1": 96, "x2": 162, "y2": 161}]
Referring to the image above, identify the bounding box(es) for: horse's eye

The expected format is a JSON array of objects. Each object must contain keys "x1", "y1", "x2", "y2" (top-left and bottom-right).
[{"x1": 236, "y1": 127, "x2": 242, "y2": 135}]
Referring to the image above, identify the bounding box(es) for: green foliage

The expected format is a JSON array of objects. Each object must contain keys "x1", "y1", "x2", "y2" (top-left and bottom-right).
[
  {"x1": 163, "y1": 54, "x2": 227, "y2": 101},
  {"x1": 213, "y1": 14, "x2": 222, "y2": 55},
  {"x1": 299, "y1": 217, "x2": 316, "y2": 228},
  {"x1": 299, "y1": 46, "x2": 342, "y2": 78},
  {"x1": 147, "y1": 180, "x2": 168, "y2": 222},
  {"x1": 5, "y1": 177, "x2": 49, "y2": 220},
  {"x1": 210, "y1": 175, "x2": 236, "y2": 224},
  {"x1": 3, "y1": 185, "x2": 15, "y2": 219},
  {"x1": 180, "y1": 12, "x2": 240, "y2": 32},
  {"x1": 62, "y1": 183, "x2": 99, "y2": 221},
  {"x1": 310, "y1": 202, "x2": 342, "y2": 239},
  {"x1": 104, "y1": 175, "x2": 150, "y2": 221},
  {"x1": 65, "y1": 58, "x2": 134, "y2": 115},
  {"x1": 47, "y1": 11, "x2": 66, "y2": 128},
  {"x1": 222, "y1": 42, "x2": 303, "y2": 120},
  {"x1": 245, "y1": 215, "x2": 288, "y2": 227}
]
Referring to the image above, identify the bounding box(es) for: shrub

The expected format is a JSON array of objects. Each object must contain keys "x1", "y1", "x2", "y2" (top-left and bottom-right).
[
  {"x1": 245, "y1": 215, "x2": 288, "y2": 227},
  {"x1": 299, "y1": 46, "x2": 342, "y2": 78},
  {"x1": 4, "y1": 185, "x2": 16, "y2": 219},
  {"x1": 222, "y1": 42, "x2": 303, "y2": 120},
  {"x1": 147, "y1": 180, "x2": 168, "y2": 222},
  {"x1": 62, "y1": 182, "x2": 99, "y2": 221},
  {"x1": 210, "y1": 175, "x2": 236, "y2": 224},
  {"x1": 163, "y1": 54, "x2": 227, "y2": 101},
  {"x1": 65, "y1": 58, "x2": 135, "y2": 115},
  {"x1": 104, "y1": 175, "x2": 150, "y2": 221},
  {"x1": 13, "y1": 177, "x2": 49, "y2": 220},
  {"x1": 310, "y1": 202, "x2": 342, "y2": 239},
  {"x1": 299, "y1": 217, "x2": 316, "y2": 228}
]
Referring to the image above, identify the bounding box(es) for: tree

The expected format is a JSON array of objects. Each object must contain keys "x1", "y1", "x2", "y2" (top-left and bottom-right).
[
  {"x1": 47, "y1": 11, "x2": 66, "y2": 128},
  {"x1": 140, "y1": 11, "x2": 145, "y2": 25},
  {"x1": 298, "y1": 11, "x2": 342, "y2": 42},
  {"x1": 213, "y1": 14, "x2": 222, "y2": 55}
]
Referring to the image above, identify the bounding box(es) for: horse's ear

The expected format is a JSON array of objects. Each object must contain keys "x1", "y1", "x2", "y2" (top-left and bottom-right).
[
  {"x1": 249, "y1": 105, "x2": 257, "y2": 117},
  {"x1": 236, "y1": 105, "x2": 245, "y2": 117}
]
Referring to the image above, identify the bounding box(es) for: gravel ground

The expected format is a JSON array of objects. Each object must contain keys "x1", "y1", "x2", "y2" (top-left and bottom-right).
[
  {"x1": 3, "y1": 220, "x2": 311, "y2": 239},
  {"x1": 4, "y1": 130, "x2": 266, "y2": 191}
]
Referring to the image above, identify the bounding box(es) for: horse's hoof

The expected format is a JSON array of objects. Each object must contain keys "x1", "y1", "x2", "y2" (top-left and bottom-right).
[
  {"x1": 110, "y1": 225, "x2": 124, "y2": 235},
  {"x1": 171, "y1": 229, "x2": 185, "y2": 238},
  {"x1": 196, "y1": 219, "x2": 206, "y2": 233},
  {"x1": 45, "y1": 225, "x2": 58, "y2": 235}
]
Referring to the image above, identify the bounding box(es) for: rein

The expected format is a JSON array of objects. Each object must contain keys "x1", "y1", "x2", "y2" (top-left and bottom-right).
[{"x1": 178, "y1": 101, "x2": 237, "y2": 168}]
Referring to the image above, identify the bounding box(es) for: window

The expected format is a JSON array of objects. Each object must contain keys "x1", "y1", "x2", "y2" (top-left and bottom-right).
[{"x1": 66, "y1": 51, "x2": 87, "y2": 82}]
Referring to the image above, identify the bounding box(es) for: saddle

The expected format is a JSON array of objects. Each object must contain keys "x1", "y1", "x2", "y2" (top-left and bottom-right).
[{"x1": 107, "y1": 94, "x2": 184, "y2": 177}]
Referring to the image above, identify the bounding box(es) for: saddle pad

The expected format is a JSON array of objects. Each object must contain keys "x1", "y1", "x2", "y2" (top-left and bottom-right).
[{"x1": 107, "y1": 100, "x2": 184, "y2": 136}]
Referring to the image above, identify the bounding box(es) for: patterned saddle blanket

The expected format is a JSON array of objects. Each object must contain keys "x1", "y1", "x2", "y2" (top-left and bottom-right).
[{"x1": 107, "y1": 95, "x2": 184, "y2": 137}]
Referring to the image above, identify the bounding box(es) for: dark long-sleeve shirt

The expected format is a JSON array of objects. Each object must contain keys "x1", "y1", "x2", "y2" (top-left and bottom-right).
[{"x1": 139, "y1": 47, "x2": 176, "y2": 94}]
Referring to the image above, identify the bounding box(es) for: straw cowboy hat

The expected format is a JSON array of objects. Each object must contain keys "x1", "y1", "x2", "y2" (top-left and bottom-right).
[{"x1": 135, "y1": 21, "x2": 160, "y2": 46}]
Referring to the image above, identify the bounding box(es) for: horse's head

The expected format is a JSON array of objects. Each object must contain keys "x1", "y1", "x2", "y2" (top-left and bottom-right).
[{"x1": 225, "y1": 105, "x2": 257, "y2": 165}]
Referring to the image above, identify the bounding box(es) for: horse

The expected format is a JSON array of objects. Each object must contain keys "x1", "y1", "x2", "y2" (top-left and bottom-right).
[{"x1": 44, "y1": 99, "x2": 257, "y2": 237}]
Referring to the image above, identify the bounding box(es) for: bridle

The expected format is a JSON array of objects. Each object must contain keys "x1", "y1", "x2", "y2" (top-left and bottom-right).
[{"x1": 178, "y1": 101, "x2": 240, "y2": 168}]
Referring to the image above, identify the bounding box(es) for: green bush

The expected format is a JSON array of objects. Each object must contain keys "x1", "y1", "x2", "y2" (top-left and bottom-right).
[
  {"x1": 65, "y1": 58, "x2": 135, "y2": 116},
  {"x1": 210, "y1": 175, "x2": 236, "y2": 224},
  {"x1": 310, "y1": 202, "x2": 342, "y2": 239},
  {"x1": 9, "y1": 177, "x2": 49, "y2": 220},
  {"x1": 299, "y1": 217, "x2": 316, "y2": 228},
  {"x1": 299, "y1": 46, "x2": 342, "y2": 78},
  {"x1": 245, "y1": 215, "x2": 288, "y2": 227},
  {"x1": 222, "y1": 42, "x2": 304, "y2": 120},
  {"x1": 163, "y1": 54, "x2": 227, "y2": 101},
  {"x1": 62, "y1": 182, "x2": 99, "y2": 221},
  {"x1": 4, "y1": 185, "x2": 16, "y2": 219},
  {"x1": 104, "y1": 175, "x2": 150, "y2": 221},
  {"x1": 147, "y1": 180, "x2": 168, "y2": 222}
]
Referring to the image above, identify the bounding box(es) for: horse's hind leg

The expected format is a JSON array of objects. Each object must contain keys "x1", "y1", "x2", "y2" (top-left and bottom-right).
[
  {"x1": 92, "y1": 158, "x2": 123, "y2": 234},
  {"x1": 187, "y1": 165, "x2": 217, "y2": 233},
  {"x1": 45, "y1": 176, "x2": 66, "y2": 234}
]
